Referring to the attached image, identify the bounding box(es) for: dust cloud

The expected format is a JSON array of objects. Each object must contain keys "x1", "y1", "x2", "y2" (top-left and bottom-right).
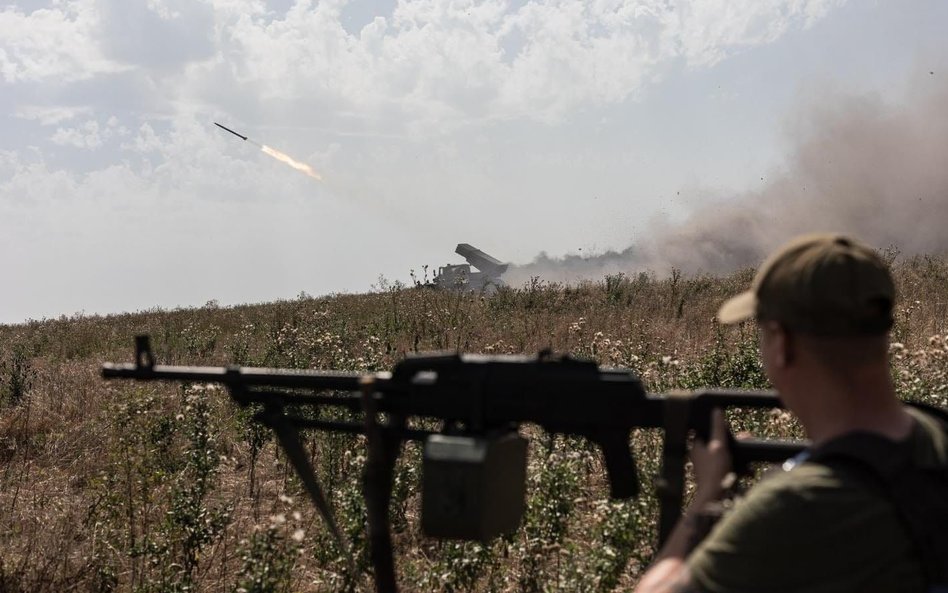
[{"x1": 505, "y1": 73, "x2": 948, "y2": 285}]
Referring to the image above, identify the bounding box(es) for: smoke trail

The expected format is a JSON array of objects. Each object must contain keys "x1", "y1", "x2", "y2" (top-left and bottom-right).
[
  {"x1": 260, "y1": 144, "x2": 323, "y2": 181},
  {"x1": 505, "y1": 73, "x2": 948, "y2": 285}
]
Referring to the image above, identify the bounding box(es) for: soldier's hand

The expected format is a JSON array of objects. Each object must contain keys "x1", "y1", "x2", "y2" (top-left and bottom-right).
[{"x1": 690, "y1": 408, "x2": 734, "y2": 502}]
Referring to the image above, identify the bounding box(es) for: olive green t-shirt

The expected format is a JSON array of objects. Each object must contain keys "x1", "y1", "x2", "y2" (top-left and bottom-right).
[{"x1": 687, "y1": 409, "x2": 948, "y2": 593}]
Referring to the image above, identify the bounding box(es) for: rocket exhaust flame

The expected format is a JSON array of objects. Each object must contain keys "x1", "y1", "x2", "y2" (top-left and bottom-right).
[
  {"x1": 214, "y1": 121, "x2": 322, "y2": 181},
  {"x1": 260, "y1": 145, "x2": 323, "y2": 181}
]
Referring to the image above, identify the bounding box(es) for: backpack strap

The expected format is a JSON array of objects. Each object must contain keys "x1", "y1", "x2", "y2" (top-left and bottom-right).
[
  {"x1": 907, "y1": 400, "x2": 948, "y2": 425},
  {"x1": 808, "y1": 412, "x2": 948, "y2": 590}
]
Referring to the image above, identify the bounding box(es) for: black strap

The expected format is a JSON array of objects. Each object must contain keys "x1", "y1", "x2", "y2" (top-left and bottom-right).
[
  {"x1": 809, "y1": 413, "x2": 948, "y2": 589},
  {"x1": 907, "y1": 400, "x2": 948, "y2": 424}
]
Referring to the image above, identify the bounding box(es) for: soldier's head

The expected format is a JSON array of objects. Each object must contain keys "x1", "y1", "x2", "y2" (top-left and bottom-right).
[{"x1": 717, "y1": 233, "x2": 895, "y2": 394}]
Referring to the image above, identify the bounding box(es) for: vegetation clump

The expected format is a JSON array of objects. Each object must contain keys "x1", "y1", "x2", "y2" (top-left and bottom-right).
[{"x1": 0, "y1": 256, "x2": 945, "y2": 592}]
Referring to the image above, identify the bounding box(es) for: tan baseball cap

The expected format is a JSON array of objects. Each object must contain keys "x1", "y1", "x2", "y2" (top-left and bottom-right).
[{"x1": 717, "y1": 233, "x2": 895, "y2": 335}]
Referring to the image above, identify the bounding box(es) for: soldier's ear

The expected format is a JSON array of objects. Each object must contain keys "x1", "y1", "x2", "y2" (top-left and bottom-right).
[
  {"x1": 776, "y1": 325, "x2": 795, "y2": 368},
  {"x1": 761, "y1": 321, "x2": 792, "y2": 369}
]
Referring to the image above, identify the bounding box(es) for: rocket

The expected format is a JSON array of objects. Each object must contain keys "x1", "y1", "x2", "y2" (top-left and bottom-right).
[
  {"x1": 214, "y1": 122, "x2": 248, "y2": 141},
  {"x1": 212, "y1": 121, "x2": 323, "y2": 180}
]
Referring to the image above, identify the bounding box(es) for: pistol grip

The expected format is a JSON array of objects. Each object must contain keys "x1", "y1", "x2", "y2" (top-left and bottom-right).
[
  {"x1": 598, "y1": 431, "x2": 639, "y2": 499},
  {"x1": 695, "y1": 409, "x2": 751, "y2": 477}
]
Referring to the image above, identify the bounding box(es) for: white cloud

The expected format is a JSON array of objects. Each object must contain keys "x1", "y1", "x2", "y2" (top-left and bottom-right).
[
  {"x1": 15, "y1": 104, "x2": 94, "y2": 125},
  {"x1": 3, "y1": 1, "x2": 845, "y2": 126},
  {"x1": 672, "y1": 0, "x2": 845, "y2": 66},
  {"x1": 186, "y1": 0, "x2": 844, "y2": 126},
  {"x1": 95, "y1": 0, "x2": 216, "y2": 69},
  {"x1": 123, "y1": 122, "x2": 164, "y2": 154},
  {"x1": 52, "y1": 120, "x2": 102, "y2": 149},
  {"x1": 145, "y1": 0, "x2": 183, "y2": 21},
  {"x1": 0, "y1": 0, "x2": 127, "y2": 83},
  {"x1": 49, "y1": 117, "x2": 127, "y2": 149},
  {"x1": 0, "y1": 151, "x2": 80, "y2": 205}
]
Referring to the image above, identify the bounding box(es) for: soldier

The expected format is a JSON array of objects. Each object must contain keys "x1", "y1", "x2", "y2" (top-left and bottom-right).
[{"x1": 634, "y1": 233, "x2": 948, "y2": 593}]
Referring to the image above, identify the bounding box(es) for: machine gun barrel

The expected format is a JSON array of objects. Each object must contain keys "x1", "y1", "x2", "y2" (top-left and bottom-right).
[{"x1": 101, "y1": 362, "x2": 372, "y2": 391}]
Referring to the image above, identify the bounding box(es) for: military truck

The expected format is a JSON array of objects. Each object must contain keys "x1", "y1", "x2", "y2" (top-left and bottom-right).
[{"x1": 434, "y1": 244, "x2": 508, "y2": 292}]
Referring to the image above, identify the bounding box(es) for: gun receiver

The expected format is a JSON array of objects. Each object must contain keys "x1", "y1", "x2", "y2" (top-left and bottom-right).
[{"x1": 103, "y1": 336, "x2": 806, "y2": 592}]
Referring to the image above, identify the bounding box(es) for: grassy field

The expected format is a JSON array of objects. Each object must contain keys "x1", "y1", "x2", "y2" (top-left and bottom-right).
[{"x1": 1, "y1": 255, "x2": 946, "y2": 593}]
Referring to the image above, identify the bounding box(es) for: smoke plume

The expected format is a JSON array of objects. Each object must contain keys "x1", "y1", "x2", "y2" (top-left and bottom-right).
[{"x1": 505, "y1": 73, "x2": 948, "y2": 285}]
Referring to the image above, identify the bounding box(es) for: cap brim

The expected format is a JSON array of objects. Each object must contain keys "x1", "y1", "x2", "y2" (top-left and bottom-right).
[{"x1": 717, "y1": 291, "x2": 757, "y2": 324}]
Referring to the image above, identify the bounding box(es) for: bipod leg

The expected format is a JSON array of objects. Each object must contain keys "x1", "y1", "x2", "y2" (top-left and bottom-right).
[
  {"x1": 256, "y1": 401, "x2": 354, "y2": 573},
  {"x1": 361, "y1": 377, "x2": 405, "y2": 593}
]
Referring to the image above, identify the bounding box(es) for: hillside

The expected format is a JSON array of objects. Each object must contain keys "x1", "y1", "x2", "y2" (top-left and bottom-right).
[{"x1": 1, "y1": 256, "x2": 946, "y2": 593}]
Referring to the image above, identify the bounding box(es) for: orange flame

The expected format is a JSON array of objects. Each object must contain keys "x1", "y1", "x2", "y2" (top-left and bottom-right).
[{"x1": 260, "y1": 145, "x2": 322, "y2": 181}]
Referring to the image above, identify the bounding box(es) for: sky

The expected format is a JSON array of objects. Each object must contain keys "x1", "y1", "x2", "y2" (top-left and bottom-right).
[{"x1": 1, "y1": 0, "x2": 947, "y2": 323}]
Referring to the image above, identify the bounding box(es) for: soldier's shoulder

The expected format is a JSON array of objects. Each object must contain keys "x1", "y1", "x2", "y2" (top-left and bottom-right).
[
  {"x1": 906, "y1": 406, "x2": 948, "y2": 463},
  {"x1": 739, "y1": 457, "x2": 887, "y2": 514}
]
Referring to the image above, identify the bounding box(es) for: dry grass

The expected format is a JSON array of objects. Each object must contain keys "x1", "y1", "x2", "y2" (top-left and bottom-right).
[{"x1": 0, "y1": 256, "x2": 946, "y2": 592}]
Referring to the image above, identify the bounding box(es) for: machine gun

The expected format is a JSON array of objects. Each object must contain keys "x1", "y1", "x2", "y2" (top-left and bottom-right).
[{"x1": 103, "y1": 336, "x2": 807, "y2": 592}]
